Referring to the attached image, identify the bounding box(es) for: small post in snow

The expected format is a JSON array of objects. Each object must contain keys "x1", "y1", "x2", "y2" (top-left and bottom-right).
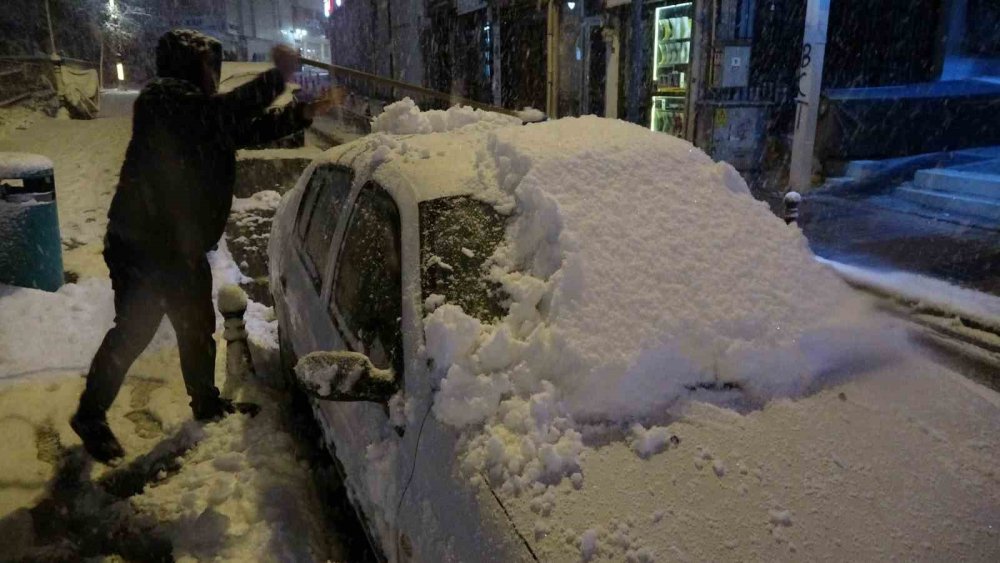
[
  {"x1": 783, "y1": 191, "x2": 802, "y2": 225},
  {"x1": 218, "y1": 284, "x2": 256, "y2": 382}
]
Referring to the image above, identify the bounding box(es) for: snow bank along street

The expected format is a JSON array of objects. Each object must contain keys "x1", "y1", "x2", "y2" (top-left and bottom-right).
[
  {"x1": 0, "y1": 107, "x2": 342, "y2": 561},
  {"x1": 288, "y1": 99, "x2": 1000, "y2": 561}
]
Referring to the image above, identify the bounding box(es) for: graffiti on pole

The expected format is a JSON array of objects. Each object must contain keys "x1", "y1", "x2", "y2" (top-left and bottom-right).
[{"x1": 794, "y1": 43, "x2": 812, "y2": 131}]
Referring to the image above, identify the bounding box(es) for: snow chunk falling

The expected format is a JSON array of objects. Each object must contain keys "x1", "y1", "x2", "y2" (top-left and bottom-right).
[
  {"x1": 580, "y1": 528, "x2": 600, "y2": 560},
  {"x1": 231, "y1": 190, "x2": 282, "y2": 213},
  {"x1": 516, "y1": 107, "x2": 547, "y2": 123},
  {"x1": 628, "y1": 424, "x2": 673, "y2": 459}
]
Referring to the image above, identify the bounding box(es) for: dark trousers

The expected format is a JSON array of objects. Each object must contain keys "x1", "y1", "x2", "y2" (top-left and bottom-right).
[{"x1": 77, "y1": 234, "x2": 219, "y2": 418}]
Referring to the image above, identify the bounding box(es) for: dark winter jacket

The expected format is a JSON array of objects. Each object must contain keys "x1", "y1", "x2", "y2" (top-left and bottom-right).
[{"x1": 108, "y1": 32, "x2": 311, "y2": 258}]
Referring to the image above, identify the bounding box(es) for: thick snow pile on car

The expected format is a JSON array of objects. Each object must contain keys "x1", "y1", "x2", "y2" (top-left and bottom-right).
[{"x1": 357, "y1": 109, "x2": 902, "y2": 495}]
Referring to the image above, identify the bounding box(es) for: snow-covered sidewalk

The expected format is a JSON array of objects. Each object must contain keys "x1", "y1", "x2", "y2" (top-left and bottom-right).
[
  {"x1": 0, "y1": 111, "x2": 339, "y2": 561},
  {"x1": 0, "y1": 250, "x2": 337, "y2": 561},
  {"x1": 0, "y1": 113, "x2": 131, "y2": 279},
  {"x1": 0, "y1": 342, "x2": 332, "y2": 561}
]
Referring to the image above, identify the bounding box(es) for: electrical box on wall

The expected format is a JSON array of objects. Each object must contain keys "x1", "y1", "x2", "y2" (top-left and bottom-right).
[{"x1": 721, "y1": 45, "x2": 750, "y2": 88}]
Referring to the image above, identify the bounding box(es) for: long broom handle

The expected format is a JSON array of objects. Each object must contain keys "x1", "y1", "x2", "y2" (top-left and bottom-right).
[{"x1": 298, "y1": 57, "x2": 518, "y2": 117}]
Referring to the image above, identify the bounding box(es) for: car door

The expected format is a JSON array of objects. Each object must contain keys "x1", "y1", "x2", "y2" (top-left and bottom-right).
[
  {"x1": 327, "y1": 181, "x2": 404, "y2": 376},
  {"x1": 282, "y1": 164, "x2": 353, "y2": 359},
  {"x1": 391, "y1": 196, "x2": 538, "y2": 562},
  {"x1": 313, "y1": 180, "x2": 408, "y2": 547}
]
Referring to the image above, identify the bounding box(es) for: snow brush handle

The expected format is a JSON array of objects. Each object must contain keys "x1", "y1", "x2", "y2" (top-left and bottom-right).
[{"x1": 298, "y1": 57, "x2": 518, "y2": 117}]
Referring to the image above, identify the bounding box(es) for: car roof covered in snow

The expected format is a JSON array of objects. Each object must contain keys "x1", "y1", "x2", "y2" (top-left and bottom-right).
[
  {"x1": 320, "y1": 125, "x2": 502, "y2": 204},
  {"x1": 316, "y1": 98, "x2": 522, "y2": 204}
]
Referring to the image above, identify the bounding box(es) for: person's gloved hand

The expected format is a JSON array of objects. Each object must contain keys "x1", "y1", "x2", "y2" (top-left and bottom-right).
[
  {"x1": 271, "y1": 44, "x2": 299, "y2": 82},
  {"x1": 303, "y1": 86, "x2": 347, "y2": 120}
]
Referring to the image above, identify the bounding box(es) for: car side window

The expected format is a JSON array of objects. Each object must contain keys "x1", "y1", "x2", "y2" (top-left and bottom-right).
[
  {"x1": 296, "y1": 165, "x2": 353, "y2": 290},
  {"x1": 331, "y1": 182, "x2": 403, "y2": 375}
]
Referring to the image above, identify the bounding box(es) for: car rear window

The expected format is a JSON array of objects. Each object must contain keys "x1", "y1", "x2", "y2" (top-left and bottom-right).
[{"x1": 419, "y1": 197, "x2": 507, "y2": 322}]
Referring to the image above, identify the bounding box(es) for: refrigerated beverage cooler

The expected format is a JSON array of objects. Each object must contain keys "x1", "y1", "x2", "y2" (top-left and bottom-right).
[{"x1": 650, "y1": 1, "x2": 693, "y2": 137}]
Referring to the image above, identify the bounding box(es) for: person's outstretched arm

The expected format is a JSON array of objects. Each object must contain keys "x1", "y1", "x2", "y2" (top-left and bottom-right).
[
  {"x1": 164, "y1": 45, "x2": 299, "y2": 143},
  {"x1": 232, "y1": 101, "x2": 311, "y2": 148},
  {"x1": 213, "y1": 67, "x2": 288, "y2": 118},
  {"x1": 217, "y1": 44, "x2": 299, "y2": 117},
  {"x1": 233, "y1": 88, "x2": 344, "y2": 148}
]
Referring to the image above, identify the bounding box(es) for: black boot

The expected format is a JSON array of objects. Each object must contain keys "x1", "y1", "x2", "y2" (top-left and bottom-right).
[
  {"x1": 192, "y1": 397, "x2": 261, "y2": 422},
  {"x1": 70, "y1": 412, "x2": 125, "y2": 464}
]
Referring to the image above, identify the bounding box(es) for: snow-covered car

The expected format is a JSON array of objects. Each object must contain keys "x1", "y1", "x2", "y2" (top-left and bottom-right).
[{"x1": 268, "y1": 100, "x2": 999, "y2": 561}]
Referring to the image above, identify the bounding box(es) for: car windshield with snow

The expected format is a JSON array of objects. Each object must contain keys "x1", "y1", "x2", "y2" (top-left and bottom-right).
[{"x1": 265, "y1": 100, "x2": 1000, "y2": 562}]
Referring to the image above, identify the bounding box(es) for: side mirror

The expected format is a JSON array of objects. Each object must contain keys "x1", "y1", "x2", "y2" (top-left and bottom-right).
[{"x1": 294, "y1": 350, "x2": 397, "y2": 403}]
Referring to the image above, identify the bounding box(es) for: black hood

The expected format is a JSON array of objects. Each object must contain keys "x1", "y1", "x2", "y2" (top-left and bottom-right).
[{"x1": 155, "y1": 29, "x2": 222, "y2": 87}]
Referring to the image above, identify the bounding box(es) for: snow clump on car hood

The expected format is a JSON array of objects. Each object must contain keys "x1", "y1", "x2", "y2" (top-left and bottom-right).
[{"x1": 421, "y1": 115, "x2": 904, "y2": 496}]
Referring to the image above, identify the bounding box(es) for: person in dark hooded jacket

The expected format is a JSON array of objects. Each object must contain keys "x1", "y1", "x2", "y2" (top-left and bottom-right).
[{"x1": 71, "y1": 29, "x2": 338, "y2": 463}]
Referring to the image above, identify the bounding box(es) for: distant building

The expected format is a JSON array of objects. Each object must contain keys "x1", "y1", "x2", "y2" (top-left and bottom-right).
[
  {"x1": 326, "y1": 0, "x2": 425, "y2": 85},
  {"x1": 157, "y1": 0, "x2": 330, "y2": 63},
  {"x1": 320, "y1": 1, "x2": 1000, "y2": 194}
]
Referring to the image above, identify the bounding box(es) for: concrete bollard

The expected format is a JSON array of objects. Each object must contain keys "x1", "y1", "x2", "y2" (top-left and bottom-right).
[
  {"x1": 783, "y1": 191, "x2": 802, "y2": 225},
  {"x1": 217, "y1": 284, "x2": 256, "y2": 383}
]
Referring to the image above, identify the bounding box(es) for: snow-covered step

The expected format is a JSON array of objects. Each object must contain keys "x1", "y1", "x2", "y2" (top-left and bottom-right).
[
  {"x1": 896, "y1": 184, "x2": 1000, "y2": 222},
  {"x1": 954, "y1": 146, "x2": 1000, "y2": 160},
  {"x1": 914, "y1": 159, "x2": 1000, "y2": 200},
  {"x1": 822, "y1": 176, "x2": 855, "y2": 190}
]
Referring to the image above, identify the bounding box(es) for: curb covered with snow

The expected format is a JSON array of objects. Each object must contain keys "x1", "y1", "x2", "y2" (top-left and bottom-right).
[{"x1": 819, "y1": 257, "x2": 1000, "y2": 332}]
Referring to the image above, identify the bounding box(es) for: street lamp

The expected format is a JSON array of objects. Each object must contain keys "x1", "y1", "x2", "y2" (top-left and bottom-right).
[
  {"x1": 282, "y1": 28, "x2": 308, "y2": 41},
  {"x1": 115, "y1": 54, "x2": 125, "y2": 89}
]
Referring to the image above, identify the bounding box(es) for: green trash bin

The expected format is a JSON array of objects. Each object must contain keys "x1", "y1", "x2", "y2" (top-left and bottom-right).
[{"x1": 0, "y1": 152, "x2": 63, "y2": 292}]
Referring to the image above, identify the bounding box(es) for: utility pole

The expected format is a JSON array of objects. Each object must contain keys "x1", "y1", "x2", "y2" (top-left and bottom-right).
[
  {"x1": 43, "y1": 0, "x2": 68, "y2": 118},
  {"x1": 43, "y1": 0, "x2": 57, "y2": 54},
  {"x1": 788, "y1": 0, "x2": 831, "y2": 191},
  {"x1": 386, "y1": 0, "x2": 395, "y2": 80},
  {"x1": 546, "y1": 0, "x2": 560, "y2": 118},
  {"x1": 603, "y1": 25, "x2": 620, "y2": 119},
  {"x1": 627, "y1": 0, "x2": 642, "y2": 124}
]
